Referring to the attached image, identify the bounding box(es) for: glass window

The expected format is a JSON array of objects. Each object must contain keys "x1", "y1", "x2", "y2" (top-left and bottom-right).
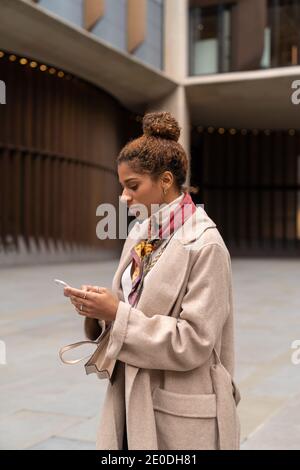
[
  {"x1": 189, "y1": 4, "x2": 232, "y2": 76},
  {"x1": 264, "y1": 0, "x2": 300, "y2": 68},
  {"x1": 261, "y1": 27, "x2": 272, "y2": 68}
]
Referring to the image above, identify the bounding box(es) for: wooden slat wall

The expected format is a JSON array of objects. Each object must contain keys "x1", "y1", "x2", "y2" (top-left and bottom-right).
[
  {"x1": 191, "y1": 127, "x2": 300, "y2": 257},
  {"x1": 0, "y1": 51, "x2": 135, "y2": 256}
]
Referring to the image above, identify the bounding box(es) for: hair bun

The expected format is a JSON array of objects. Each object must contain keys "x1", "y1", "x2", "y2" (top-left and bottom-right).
[{"x1": 142, "y1": 111, "x2": 181, "y2": 142}]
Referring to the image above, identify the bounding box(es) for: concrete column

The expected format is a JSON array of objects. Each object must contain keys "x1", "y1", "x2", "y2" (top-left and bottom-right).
[
  {"x1": 163, "y1": 0, "x2": 189, "y2": 80},
  {"x1": 145, "y1": 0, "x2": 191, "y2": 186}
]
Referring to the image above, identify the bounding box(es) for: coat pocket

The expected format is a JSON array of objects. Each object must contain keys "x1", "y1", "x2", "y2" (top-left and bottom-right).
[{"x1": 152, "y1": 387, "x2": 218, "y2": 450}]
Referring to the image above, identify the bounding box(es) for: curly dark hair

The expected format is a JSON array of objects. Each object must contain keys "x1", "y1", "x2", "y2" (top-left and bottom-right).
[{"x1": 116, "y1": 111, "x2": 199, "y2": 194}]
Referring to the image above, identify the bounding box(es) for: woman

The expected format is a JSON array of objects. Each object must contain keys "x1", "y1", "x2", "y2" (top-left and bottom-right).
[{"x1": 64, "y1": 111, "x2": 241, "y2": 450}]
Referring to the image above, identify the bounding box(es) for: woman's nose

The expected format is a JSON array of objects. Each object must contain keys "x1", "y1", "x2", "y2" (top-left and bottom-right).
[{"x1": 120, "y1": 190, "x2": 132, "y2": 204}]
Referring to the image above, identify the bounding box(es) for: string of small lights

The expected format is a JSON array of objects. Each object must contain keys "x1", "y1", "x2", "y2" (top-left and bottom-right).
[
  {"x1": 194, "y1": 126, "x2": 297, "y2": 137},
  {"x1": 129, "y1": 116, "x2": 297, "y2": 137},
  {"x1": 0, "y1": 50, "x2": 73, "y2": 81}
]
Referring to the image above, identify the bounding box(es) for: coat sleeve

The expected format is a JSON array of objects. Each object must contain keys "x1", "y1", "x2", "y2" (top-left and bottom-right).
[{"x1": 106, "y1": 243, "x2": 232, "y2": 371}]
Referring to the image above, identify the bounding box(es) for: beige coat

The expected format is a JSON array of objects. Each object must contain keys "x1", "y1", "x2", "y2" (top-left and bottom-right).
[{"x1": 84, "y1": 205, "x2": 241, "y2": 450}]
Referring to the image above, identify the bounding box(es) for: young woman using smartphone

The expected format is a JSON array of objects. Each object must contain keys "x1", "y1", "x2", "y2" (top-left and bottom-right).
[{"x1": 64, "y1": 111, "x2": 241, "y2": 450}]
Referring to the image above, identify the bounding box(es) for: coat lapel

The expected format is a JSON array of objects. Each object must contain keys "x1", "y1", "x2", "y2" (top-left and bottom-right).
[{"x1": 134, "y1": 238, "x2": 191, "y2": 316}]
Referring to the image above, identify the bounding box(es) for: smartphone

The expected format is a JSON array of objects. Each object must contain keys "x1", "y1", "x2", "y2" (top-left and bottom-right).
[{"x1": 54, "y1": 278, "x2": 70, "y2": 288}]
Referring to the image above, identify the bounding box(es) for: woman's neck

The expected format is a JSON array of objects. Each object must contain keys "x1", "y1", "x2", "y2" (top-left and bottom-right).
[{"x1": 163, "y1": 189, "x2": 183, "y2": 205}]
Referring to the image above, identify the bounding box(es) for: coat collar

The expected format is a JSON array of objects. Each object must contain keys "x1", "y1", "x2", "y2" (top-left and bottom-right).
[
  {"x1": 174, "y1": 203, "x2": 217, "y2": 245},
  {"x1": 127, "y1": 202, "x2": 216, "y2": 246}
]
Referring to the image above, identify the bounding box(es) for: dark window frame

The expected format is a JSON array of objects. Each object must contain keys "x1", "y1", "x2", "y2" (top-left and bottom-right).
[{"x1": 189, "y1": 3, "x2": 234, "y2": 76}]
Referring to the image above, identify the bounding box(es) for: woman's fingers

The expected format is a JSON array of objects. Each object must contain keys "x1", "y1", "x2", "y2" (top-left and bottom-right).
[
  {"x1": 72, "y1": 299, "x2": 93, "y2": 317},
  {"x1": 64, "y1": 285, "x2": 106, "y2": 298},
  {"x1": 70, "y1": 296, "x2": 92, "y2": 311},
  {"x1": 64, "y1": 286, "x2": 91, "y2": 299},
  {"x1": 81, "y1": 284, "x2": 101, "y2": 291},
  {"x1": 92, "y1": 286, "x2": 106, "y2": 294},
  {"x1": 81, "y1": 285, "x2": 106, "y2": 294},
  {"x1": 75, "y1": 306, "x2": 92, "y2": 317},
  {"x1": 65, "y1": 285, "x2": 109, "y2": 320}
]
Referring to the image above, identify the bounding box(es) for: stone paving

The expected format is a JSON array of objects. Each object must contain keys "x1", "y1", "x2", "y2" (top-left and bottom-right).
[{"x1": 0, "y1": 258, "x2": 299, "y2": 450}]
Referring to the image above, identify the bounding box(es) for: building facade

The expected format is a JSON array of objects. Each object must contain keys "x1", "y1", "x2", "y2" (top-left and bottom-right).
[{"x1": 0, "y1": 0, "x2": 299, "y2": 263}]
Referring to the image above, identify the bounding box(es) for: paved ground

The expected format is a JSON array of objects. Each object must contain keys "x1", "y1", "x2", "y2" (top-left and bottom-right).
[{"x1": 0, "y1": 258, "x2": 299, "y2": 450}]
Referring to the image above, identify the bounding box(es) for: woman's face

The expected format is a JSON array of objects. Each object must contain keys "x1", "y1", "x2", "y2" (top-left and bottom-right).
[{"x1": 118, "y1": 162, "x2": 165, "y2": 218}]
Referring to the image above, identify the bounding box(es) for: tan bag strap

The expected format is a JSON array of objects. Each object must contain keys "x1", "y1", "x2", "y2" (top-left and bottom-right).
[{"x1": 59, "y1": 340, "x2": 98, "y2": 365}]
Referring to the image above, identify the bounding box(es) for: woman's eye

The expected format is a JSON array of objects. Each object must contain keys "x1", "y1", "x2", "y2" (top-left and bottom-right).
[{"x1": 129, "y1": 186, "x2": 138, "y2": 191}]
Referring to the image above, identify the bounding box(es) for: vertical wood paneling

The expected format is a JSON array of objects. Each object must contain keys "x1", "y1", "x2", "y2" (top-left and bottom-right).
[
  {"x1": 44, "y1": 156, "x2": 50, "y2": 248},
  {"x1": 0, "y1": 51, "x2": 135, "y2": 256},
  {"x1": 23, "y1": 152, "x2": 32, "y2": 248},
  {"x1": 52, "y1": 157, "x2": 58, "y2": 248},
  {"x1": 13, "y1": 151, "x2": 21, "y2": 249},
  {"x1": 34, "y1": 153, "x2": 41, "y2": 248},
  {"x1": 1, "y1": 150, "x2": 8, "y2": 249},
  {"x1": 191, "y1": 127, "x2": 300, "y2": 256},
  {"x1": 60, "y1": 159, "x2": 67, "y2": 247}
]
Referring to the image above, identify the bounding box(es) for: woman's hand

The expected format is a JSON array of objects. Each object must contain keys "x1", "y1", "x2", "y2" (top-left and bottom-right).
[{"x1": 64, "y1": 284, "x2": 119, "y2": 323}]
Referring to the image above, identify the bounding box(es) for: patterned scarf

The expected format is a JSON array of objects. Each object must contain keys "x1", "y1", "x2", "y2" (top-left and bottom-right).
[{"x1": 128, "y1": 191, "x2": 196, "y2": 306}]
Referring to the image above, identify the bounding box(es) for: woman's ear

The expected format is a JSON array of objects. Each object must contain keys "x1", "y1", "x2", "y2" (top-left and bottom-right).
[{"x1": 160, "y1": 171, "x2": 174, "y2": 187}]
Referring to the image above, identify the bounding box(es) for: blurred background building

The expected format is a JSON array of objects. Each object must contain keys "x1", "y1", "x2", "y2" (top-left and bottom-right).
[{"x1": 0, "y1": 0, "x2": 300, "y2": 265}]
